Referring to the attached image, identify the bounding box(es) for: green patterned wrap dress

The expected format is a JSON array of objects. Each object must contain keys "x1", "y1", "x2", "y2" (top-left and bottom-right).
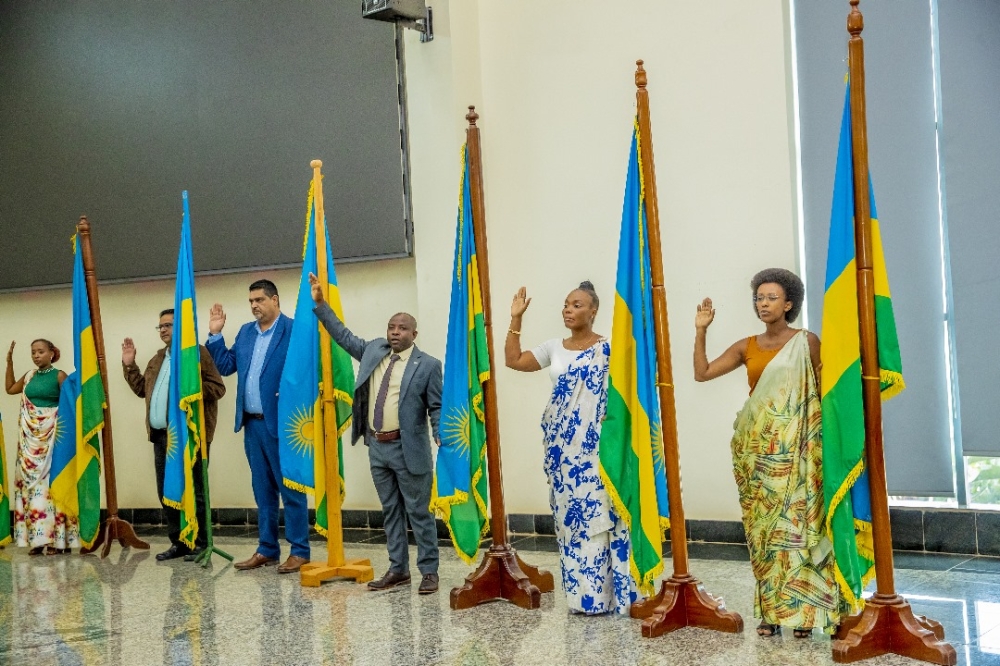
[{"x1": 730, "y1": 330, "x2": 840, "y2": 632}]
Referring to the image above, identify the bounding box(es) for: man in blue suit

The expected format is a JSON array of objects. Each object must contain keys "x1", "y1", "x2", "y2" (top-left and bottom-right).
[{"x1": 206, "y1": 279, "x2": 309, "y2": 573}]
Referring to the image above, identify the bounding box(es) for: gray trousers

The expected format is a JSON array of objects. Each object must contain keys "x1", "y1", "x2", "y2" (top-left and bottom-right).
[{"x1": 367, "y1": 435, "x2": 439, "y2": 575}]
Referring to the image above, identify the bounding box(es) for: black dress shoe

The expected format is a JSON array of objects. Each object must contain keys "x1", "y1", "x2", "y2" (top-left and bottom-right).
[
  {"x1": 367, "y1": 570, "x2": 411, "y2": 590},
  {"x1": 184, "y1": 547, "x2": 206, "y2": 562},
  {"x1": 156, "y1": 544, "x2": 191, "y2": 561},
  {"x1": 418, "y1": 573, "x2": 439, "y2": 595}
]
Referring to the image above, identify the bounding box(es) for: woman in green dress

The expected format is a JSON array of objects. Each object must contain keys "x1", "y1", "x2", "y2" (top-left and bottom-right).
[
  {"x1": 693, "y1": 269, "x2": 839, "y2": 638},
  {"x1": 5, "y1": 339, "x2": 77, "y2": 554}
]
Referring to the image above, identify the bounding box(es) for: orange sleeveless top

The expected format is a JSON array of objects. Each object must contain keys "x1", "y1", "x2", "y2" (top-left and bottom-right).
[{"x1": 744, "y1": 336, "x2": 781, "y2": 394}]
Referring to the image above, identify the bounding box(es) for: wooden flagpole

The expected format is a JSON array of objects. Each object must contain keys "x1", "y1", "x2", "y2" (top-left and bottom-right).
[
  {"x1": 831, "y1": 5, "x2": 955, "y2": 663},
  {"x1": 626, "y1": 62, "x2": 744, "y2": 637},
  {"x1": 76, "y1": 217, "x2": 149, "y2": 557},
  {"x1": 450, "y1": 107, "x2": 555, "y2": 610},
  {"x1": 300, "y1": 160, "x2": 374, "y2": 587}
]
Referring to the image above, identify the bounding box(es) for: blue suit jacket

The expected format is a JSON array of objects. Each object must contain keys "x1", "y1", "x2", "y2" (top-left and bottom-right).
[{"x1": 206, "y1": 313, "x2": 293, "y2": 440}]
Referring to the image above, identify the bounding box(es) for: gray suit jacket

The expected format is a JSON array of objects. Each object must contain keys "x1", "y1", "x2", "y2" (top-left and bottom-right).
[{"x1": 313, "y1": 302, "x2": 442, "y2": 475}]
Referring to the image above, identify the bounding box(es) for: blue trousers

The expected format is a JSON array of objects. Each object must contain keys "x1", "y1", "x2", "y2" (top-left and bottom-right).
[{"x1": 244, "y1": 418, "x2": 310, "y2": 559}]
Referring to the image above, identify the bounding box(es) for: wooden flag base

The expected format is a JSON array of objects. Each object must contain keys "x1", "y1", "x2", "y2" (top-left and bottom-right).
[
  {"x1": 832, "y1": 594, "x2": 956, "y2": 665},
  {"x1": 300, "y1": 559, "x2": 375, "y2": 587},
  {"x1": 450, "y1": 544, "x2": 554, "y2": 610},
  {"x1": 630, "y1": 574, "x2": 744, "y2": 638},
  {"x1": 80, "y1": 515, "x2": 149, "y2": 558}
]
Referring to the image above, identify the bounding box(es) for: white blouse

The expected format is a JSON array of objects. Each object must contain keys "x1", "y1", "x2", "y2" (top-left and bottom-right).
[{"x1": 530, "y1": 338, "x2": 595, "y2": 385}]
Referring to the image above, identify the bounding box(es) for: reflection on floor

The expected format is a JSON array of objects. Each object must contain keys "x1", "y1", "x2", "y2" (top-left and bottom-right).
[{"x1": 2, "y1": 530, "x2": 1000, "y2": 665}]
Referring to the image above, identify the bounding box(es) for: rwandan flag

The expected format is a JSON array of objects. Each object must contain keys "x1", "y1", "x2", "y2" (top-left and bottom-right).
[
  {"x1": 598, "y1": 122, "x2": 671, "y2": 596},
  {"x1": 0, "y1": 412, "x2": 10, "y2": 546},
  {"x1": 430, "y1": 144, "x2": 490, "y2": 565},
  {"x1": 50, "y1": 233, "x2": 106, "y2": 548},
  {"x1": 278, "y1": 183, "x2": 354, "y2": 535},
  {"x1": 163, "y1": 192, "x2": 206, "y2": 549},
  {"x1": 822, "y1": 83, "x2": 905, "y2": 611}
]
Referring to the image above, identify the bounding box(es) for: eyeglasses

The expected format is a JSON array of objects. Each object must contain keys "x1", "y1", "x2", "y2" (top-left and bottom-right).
[
  {"x1": 752, "y1": 294, "x2": 783, "y2": 303},
  {"x1": 154, "y1": 324, "x2": 174, "y2": 331}
]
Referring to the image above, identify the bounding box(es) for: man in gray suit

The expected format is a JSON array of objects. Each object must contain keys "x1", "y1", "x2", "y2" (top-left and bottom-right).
[{"x1": 308, "y1": 273, "x2": 443, "y2": 594}]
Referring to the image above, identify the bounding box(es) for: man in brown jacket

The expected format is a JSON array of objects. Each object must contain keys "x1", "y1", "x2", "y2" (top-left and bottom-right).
[{"x1": 122, "y1": 308, "x2": 226, "y2": 561}]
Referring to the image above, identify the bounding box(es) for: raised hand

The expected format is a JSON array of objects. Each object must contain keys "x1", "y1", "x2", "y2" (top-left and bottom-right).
[
  {"x1": 122, "y1": 338, "x2": 137, "y2": 366},
  {"x1": 308, "y1": 272, "x2": 325, "y2": 304},
  {"x1": 208, "y1": 303, "x2": 227, "y2": 335},
  {"x1": 511, "y1": 287, "x2": 531, "y2": 318},
  {"x1": 6, "y1": 340, "x2": 14, "y2": 360},
  {"x1": 695, "y1": 297, "x2": 716, "y2": 330}
]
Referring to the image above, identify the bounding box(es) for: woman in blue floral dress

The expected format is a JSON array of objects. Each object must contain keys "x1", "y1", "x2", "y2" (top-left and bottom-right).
[{"x1": 505, "y1": 282, "x2": 638, "y2": 615}]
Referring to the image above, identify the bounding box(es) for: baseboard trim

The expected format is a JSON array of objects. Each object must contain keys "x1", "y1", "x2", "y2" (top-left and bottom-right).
[{"x1": 76, "y1": 505, "x2": 999, "y2": 558}]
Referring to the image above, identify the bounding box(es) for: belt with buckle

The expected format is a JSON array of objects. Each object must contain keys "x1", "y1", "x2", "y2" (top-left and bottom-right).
[
  {"x1": 244, "y1": 412, "x2": 265, "y2": 421},
  {"x1": 370, "y1": 429, "x2": 401, "y2": 442}
]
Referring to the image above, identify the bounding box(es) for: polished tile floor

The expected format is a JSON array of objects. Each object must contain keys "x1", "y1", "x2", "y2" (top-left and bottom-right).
[{"x1": 1, "y1": 529, "x2": 1000, "y2": 666}]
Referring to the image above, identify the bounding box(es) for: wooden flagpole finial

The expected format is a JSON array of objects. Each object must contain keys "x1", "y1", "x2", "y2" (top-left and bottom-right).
[
  {"x1": 635, "y1": 60, "x2": 647, "y2": 89},
  {"x1": 848, "y1": 0, "x2": 863, "y2": 37},
  {"x1": 466, "y1": 105, "x2": 479, "y2": 126},
  {"x1": 310, "y1": 159, "x2": 323, "y2": 169}
]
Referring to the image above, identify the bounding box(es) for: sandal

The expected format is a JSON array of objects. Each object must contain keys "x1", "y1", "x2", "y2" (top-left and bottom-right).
[
  {"x1": 756, "y1": 623, "x2": 780, "y2": 637},
  {"x1": 28, "y1": 547, "x2": 44, "y2": 556},
  {"x1": 793, "y1": 627, "x2": 812, "y2": 639}
]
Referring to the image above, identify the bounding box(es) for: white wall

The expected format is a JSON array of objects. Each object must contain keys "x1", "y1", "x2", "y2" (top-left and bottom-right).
[
  {"x1": 402, "y1": 0, "x2": 801, "y2": 520},
  {"x1": 1, "y1": 0, "x2": 800, "y2": 523},
  {"x1": 0, "y1": 259, "x2": 417, "y2": 511}
]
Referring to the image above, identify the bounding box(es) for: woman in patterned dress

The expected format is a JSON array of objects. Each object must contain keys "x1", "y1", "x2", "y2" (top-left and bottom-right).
[
  {"x1": 693, "y1": 268, "x2": 839, "y2": 638},
  {"x1": 5, "y1": 339, "x2": 78, "y2": 555},
  {"x1": 505, "y1": 281, "x2": 638, "y2": 615}
]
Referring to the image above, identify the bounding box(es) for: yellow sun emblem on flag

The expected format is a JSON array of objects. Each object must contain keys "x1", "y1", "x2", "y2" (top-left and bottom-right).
[
  {"x1": 651, "y1": 422, "x2": 665, "y2": 472},
  {"x1": 166, "y1": 424, "x2": 180, "y2": 461},
  {"x1": 285, "y1": 406, "x2": 316, "y2": 458},
  {"x1": 441, "y1": 406, "x2": 471, "y2": 457}
]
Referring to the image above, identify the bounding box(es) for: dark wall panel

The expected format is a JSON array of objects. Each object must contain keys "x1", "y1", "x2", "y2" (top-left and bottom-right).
[
  {"x1": 0, "y1": 0, "x2": 409, "y2": 289},
  {"x1": 794, "y1": 2, "x2": 953, "y2": 495}
]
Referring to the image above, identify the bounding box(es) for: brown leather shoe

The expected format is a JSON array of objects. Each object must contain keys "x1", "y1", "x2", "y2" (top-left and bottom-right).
[
  {"x1": 277, "y1": 555, "x2": 309, "y2": 574},
  {"x1": 418, "y1": 573, "x2": 439, "y2": 595},
  {"x1": 367, "y1": 570, "x2": 411, "y2": 590},
  {"x1": 234, "y1": 553, "x2": 279, "y2": 571}
]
